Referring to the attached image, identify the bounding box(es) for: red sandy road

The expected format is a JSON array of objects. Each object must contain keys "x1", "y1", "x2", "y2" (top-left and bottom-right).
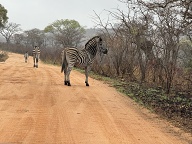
[{"x1": 0, "y1": 52, "x2": 191, "y2": 144}]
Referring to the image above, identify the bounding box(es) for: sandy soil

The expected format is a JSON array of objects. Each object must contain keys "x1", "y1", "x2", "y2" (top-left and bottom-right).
[{"x1": 0, "y1": 53, "x2": 191, "y2": 144}]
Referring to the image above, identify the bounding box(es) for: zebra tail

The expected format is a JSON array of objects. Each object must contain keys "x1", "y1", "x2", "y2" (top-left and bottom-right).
[{"x1": 61, "y1": 50, "x2": 66, "y2": 73}]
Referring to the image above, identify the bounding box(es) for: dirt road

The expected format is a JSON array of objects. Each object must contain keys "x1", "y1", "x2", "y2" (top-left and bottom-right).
[{"x1": 0, "y1": 53, "x2": 191, "y2": 144}]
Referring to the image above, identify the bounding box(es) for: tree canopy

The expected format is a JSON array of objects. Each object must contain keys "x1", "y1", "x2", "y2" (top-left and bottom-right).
[
  {"x1": 0, "y1": 4, "x2": 8, "y2": 27},
  {"x1": 24, "y1": 28, "x2": 45, "y2": 47},
  {"x1": 44, "y1": 19, "x2": 85, "y2": 47}
]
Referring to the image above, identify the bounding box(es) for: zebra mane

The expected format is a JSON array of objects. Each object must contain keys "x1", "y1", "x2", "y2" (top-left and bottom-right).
[{"x1": 85, "y1": 36, "x2": 102, "y2": 48}]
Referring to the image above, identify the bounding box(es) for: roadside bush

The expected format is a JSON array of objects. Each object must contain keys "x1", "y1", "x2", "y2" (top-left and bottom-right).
[
  {"x1": 115, "y1": 82, "x2": 192, "y2": 133},
  {"x1": 0, "y1": 51, "x2": 9, "y2": 62}
]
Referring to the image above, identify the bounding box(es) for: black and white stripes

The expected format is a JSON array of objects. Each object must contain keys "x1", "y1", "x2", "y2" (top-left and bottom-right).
[
  {"x1": 24, "y1": 51, "x2": 29, "y2": 63},
  {"x1": 61, "y1": 36, "x2": 108, "y2": 86},
  {"x1": 32, "y1": 46, "x2": 40, "y2": 68}
]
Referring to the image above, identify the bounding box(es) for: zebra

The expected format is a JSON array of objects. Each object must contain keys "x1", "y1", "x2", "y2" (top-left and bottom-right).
[
  {"x1": 32, "y1": 46, "x2": 40, "y2": 68},
  {"x1": 24, "y1": 51, "x2": 29, "y2": 63},
  {"x1": 61, "y1": 36, "x2": 108, "y2": 86}
]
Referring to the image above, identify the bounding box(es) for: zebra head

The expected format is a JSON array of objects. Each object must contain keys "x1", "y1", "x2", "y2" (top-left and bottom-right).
[
  {"x1": 85, "y1": 36, "x2": 108, "y2": 56},
  {"x1": 97, "y1": 37, "x2": 108, "y2": 55}
]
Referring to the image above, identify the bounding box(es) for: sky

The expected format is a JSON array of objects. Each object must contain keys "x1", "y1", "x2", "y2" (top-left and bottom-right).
[{"x1": 1, "y1": 0, "x2": 128, "y2": 31}]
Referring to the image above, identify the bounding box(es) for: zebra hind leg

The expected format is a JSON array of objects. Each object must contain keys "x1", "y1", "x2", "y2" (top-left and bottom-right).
[
  {"x1": 64, "y1": 72, "x2": 67, "y2": 85},
  {"x1": 66, "y1": 67, "x2": 72, "y2": 86},
  {"x1": 34, "y1": 58, "x2": 36, "y2": 67},
  {"x1": 36, "y1": 59, "x2": 38, "y2": 68},
  {"x1": 64, "y1": 70, "x2": 68, "y2": 85},
  {"x1": 85, "y1": 66, "x2": 90, "y2": 86}
]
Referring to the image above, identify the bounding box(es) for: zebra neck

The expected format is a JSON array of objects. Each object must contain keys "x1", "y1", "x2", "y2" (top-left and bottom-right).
[{"x1": 85, "y1": 47, "x2": 97, "y2": 57}]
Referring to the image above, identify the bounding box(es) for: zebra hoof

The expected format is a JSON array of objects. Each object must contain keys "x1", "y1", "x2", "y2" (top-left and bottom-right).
[
  {"x1": 65, "y1": 81, "x2": 71, "y2": 86},
  {"x1": 67, "y1": 82, "x2": 71, "y2": 86},
  {"x1": 64, "y1": 81, "x2": 67, "y2": 85},
  {"x1": 85, "y1": 82, "x2": 89, "y2": 86}
]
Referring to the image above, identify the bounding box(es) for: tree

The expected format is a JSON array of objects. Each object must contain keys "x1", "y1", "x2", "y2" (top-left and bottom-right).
[
  {"x1": 93, "y1": 1, "x2": 155, "y2": 82},
  {"x1": 44, "y1": 19, "x2": 85, "y2": 47},
  {"x1": 0, "y1": 4, "x2": 8, "y2": 28},
  {"x1": 93, "y1": 0, "x2": 192, "y2": 93},
  {"x1": 180, "y1": 39, "x2": 192, "y2": 68},
  {"x1": 138, "y1": 0, "x2": 192, "y2": 26},
  {"x1": 93, "y1": 11, "x2": 138, "y2": 79},
  {"x1": 13, "y1": 33, "x2": 24, "y2": 45},
  {"x1": 24, "y1": 28, "x2": 45, "y2": 47},
  {"x1": 0, "y1": 22, "x2": 21, "y2": 43},
  {"x1": 138, "y1": 0, "x2": 190, "y2": 93}
]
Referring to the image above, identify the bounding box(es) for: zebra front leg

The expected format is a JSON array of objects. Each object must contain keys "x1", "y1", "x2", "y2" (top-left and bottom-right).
[
  {"x1": 67, "y1": 81, "x2": 71, "y2": 86},
  {"x1": 85, "y1": 66, "x2": 91, "y2": 86}
]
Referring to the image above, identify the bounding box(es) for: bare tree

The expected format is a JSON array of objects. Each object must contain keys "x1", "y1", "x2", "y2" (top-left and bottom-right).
[
  {"x1": 0, "y1": 22, "x2": 21, "y2": 43},
  {"x1": 93, "y1": 0, "x2": 191, "y2": 94},
  {"x1": 92, "y1": 10, "x2": 139, "y2": 79},
  {"x1": 140, "y1": 0, "x2": 188, "y2": 93},
  {"x1": 110, "y1": 1, "x2": 155, "y2": 83}
]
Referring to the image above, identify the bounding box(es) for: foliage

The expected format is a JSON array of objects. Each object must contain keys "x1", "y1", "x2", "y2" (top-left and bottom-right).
[
  {"x1": 0, "y1": 51, "x2": 8, "y2": 62},
  {"x1": 124, "y1": 83, "x2": 192, "y2": 133},
  {"x1": 24, "y1": 28, "x2": 45, "y2": 47},
  {"x1": 44, "y1": 19, "x2": 85, "y2": 47},
  {"x1": 93, "y1": 0, "x2": 192, "y2": 95},
  {"x1": 179, "y1": 39, "x2": 192, "y2": 68},
  {"x1": 0, "y1": 4, "x2": 8, "y2": 28},
  {"x1": 86, "y1": 71, "x2": 192, "y2": 133}
]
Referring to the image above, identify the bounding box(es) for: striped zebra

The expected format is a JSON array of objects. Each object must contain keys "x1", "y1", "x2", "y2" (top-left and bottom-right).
[
  {"x1": 24, "y1": 51, "x2": 29, "y2": 63},
  {"x1": 61, "y1": 36, "x2": 108, "y2": 86},
  {"x1": 32, "y1": 46, "x2": 40, "y2": 68}
]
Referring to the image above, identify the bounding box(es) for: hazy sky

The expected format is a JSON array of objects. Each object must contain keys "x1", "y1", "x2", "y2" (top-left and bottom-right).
[{"x1": 1, "y1": 0, "x2": 128, "y2": 31}]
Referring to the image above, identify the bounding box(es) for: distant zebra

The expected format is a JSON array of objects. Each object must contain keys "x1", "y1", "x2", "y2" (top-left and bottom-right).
[
  {"x1": 32, "y1": 46, "x2": 40, "y2": 68},
  {"x1": 24, "y1": 51, "x2": 29, "y2": 63},
  {"x1": 61, "y1": 36, "x2": 108, "y2": 86}
]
